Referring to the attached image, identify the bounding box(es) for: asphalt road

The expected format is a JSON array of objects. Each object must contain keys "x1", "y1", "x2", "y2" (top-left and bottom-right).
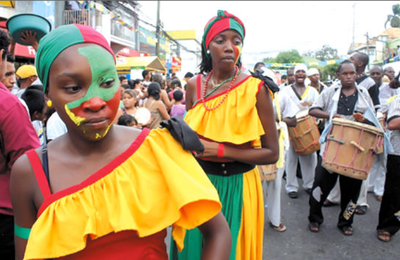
[{"x1": 263, "y1": 178, "x2": 399, "y2": 260}]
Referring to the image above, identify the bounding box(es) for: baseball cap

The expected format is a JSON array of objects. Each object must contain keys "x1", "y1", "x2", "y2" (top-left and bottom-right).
[{"x1": 16, "y1": 65, "x2": 38, "y2": 79}]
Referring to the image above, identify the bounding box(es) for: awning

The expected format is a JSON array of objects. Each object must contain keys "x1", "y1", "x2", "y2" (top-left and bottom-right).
[
  {"x1": 116, "y1": 56, "x2": 166, "y2": 73},
  {"x1": 0, "y1": 1, "x2": 14, "y2": 8},
  {"x1": 117, "y1": 47, "x2": 140, "y2": 57}
]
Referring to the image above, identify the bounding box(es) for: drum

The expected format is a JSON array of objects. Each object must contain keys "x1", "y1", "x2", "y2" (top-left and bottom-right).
[
  {"x1": 288, "y1": 110, "x2": 320, "y2": 155},
  {"x1": 321, "y1": 118, "x2": 384, "y2": 180},
  {"x1": 257, "y1": 164, "x2": 277, "y2": 181}
]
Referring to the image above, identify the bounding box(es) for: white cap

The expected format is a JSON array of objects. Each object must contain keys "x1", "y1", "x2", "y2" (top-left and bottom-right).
[
  {"x1": 307, "y1": 68, "x2": 319, "y2": 76},
  {"x1": 294, "y1": 63, "x2": 307, "y2": 74}
]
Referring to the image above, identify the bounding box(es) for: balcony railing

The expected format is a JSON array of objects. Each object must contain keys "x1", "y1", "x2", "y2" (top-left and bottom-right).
[{"x1": 63, "y1": 10, "x2": 94, "y2": 27}]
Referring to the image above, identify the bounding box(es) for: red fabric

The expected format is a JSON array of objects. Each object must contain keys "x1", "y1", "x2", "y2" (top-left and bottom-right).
[
  {"x1": 25, "y1": 150, "x2": 51, "y2": 199},
  {"x1": 75, "y1": 24, "x2": 116, "y2": 63},
  {"x1": 59, "y1": 230, "x2": 168, "y2": 260},
  {"x1": 217, "y1": 143, "x2": 225, "y2": 158},
  {"x1": 0, "y1": 83, "x2": 40, "y2": 215},
  {"x1": 204, "y1": 10, "x2": 246, "y2": 49},
  {"x1": 36, "y1": 128, "x2": 150, "y2": 217}
]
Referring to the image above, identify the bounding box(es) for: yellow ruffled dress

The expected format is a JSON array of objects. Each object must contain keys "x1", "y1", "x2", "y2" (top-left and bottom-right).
[
  {"x1": 24, "y1": 128, "x2": 221, "y2": 260},
  {"x1": 172, "y1": 75, "x2": 266, "y2": 260}
]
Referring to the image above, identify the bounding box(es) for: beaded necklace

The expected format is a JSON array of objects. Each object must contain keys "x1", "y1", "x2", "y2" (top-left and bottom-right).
[{"x1": 201, "y1": 65, "x2": 240, "y2": 111}]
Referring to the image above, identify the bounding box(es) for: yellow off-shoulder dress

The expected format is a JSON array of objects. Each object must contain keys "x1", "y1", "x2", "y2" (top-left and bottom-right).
[
  {"x1": 171, "y1": 75, "x2": 266, "y2": 260},
  {"x1": 23, "y1": 128, "x2": 221, "y2": 260}
]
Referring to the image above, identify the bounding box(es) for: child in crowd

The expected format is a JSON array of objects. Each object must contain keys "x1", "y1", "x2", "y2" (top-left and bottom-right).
[{"x1": 170, "y1": 90, "x2": 186, "y2": 118}]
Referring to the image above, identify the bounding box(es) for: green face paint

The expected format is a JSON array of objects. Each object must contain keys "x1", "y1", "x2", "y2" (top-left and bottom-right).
[{"x1": 64, "y1": 46, "x2": 120, "y2": 139}]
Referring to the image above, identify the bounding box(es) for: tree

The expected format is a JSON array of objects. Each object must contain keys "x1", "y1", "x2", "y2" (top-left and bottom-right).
[
  {"x1": 272, "y1": 49, "x2": 304, "y2": 63},
  {"x1": 385, "y1": 3, "x2": 400, "y2": 28},
  {"x1": 314, "y1": 45, "x2": 338, "y2": 61}
]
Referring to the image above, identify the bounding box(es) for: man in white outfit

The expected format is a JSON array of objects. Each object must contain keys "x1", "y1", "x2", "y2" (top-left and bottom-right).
[
  {"x1": 281, "y1": 64, "x2": 320, "y2": 198},
  {"x1": 258, "y1": 66, "x2": 300, "y2": 231}
]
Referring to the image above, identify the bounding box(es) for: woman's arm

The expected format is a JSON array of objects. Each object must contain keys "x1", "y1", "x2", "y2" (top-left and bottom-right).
[
  {"x1": 160, "y1": 90, "x2": 172, "y2": 110},
  {"x1": 156, "y1": 101, "x2": 170, "y2": 120},
  {"x1": 185, "y1": 76, "x2": 198, "y2": 111},
  {"x1": 10, "y1": 154, "x2": 39, "y2": 260},
  {"x1": 197, "y1": 86, "x2": 279, "y2": 165},
  {"x1": 198, "y1": 212, "x2": 231, "y2": 260}
]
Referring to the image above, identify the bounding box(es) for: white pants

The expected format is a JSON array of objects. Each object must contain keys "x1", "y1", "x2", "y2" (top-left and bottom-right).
[
  {"x1": 263, "y1": 166, "x2": 284, "y2": 227},
  {"x1": 367, "y1": 153, "x2": 387, "y2": 196},
  {"x1": 285, "y1": 144, "x2": 317, "y2": 193}
]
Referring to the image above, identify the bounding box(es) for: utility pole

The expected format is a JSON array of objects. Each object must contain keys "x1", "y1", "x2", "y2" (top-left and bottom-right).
[
  {"x1": 155, "y1": 1, "x2": 161, "y2": 58},
  {"x1": 365, "y1": 32, "x2": 370, "y2": 70},
  {"x1": 352, "y1": 2, "x2": 356, "y2": 50}
]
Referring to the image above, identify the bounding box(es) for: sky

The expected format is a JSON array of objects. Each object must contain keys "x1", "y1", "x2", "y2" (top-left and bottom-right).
[{"x1": 137, "y1": 1, "x2": 397, "y2": 58}]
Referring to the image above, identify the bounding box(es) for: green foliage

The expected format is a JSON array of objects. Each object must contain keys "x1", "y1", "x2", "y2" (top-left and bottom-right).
[
  {"x1": 385, "y1": 4, "x2": 400, "y2": 28},
  {"x1": 273, "y1": 49, "x2": 304, "y2": 63},
  {"x1": 315, "y1": 45, "x2": 338, "y2": 61},
  {"x1": 320, "y1": 63, "x2": 339, "y2": 81}
]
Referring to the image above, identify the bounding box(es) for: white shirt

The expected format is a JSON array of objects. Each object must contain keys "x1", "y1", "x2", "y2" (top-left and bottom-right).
[{"x1": 46, "y1": 112, "x2": 68, "y2": 140}]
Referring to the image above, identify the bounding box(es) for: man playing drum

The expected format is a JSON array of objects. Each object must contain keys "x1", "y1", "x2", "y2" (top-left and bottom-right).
[
  {"x1": 281, "y1": 64, "x2": 319, "y2": 199},
  {"x1": 307, "y1": 60, "x2": 375, "y2": 236}
]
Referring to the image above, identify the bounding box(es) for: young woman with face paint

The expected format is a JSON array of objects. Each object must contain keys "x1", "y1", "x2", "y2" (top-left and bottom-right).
[
  {"x1": 171, "y1": 10, "x2": 279, "y2": 260},
  {"x1": 9, "y1": 24, "x2": 231, "y2": 260}
]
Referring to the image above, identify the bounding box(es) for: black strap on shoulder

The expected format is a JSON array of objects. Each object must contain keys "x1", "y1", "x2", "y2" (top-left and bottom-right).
[
  {"x1": 250, "y1": 70, "x2": 280, "y2": 93},
  {"x1": 290, "y1": 84, "x2": 302, "y2": 100},
  {"x1": 41, "y1": 126, "x2": 50, "y2": 186}
]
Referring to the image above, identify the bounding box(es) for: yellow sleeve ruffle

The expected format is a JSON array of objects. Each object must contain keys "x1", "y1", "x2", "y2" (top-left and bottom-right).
[
  {"x1": 24, "y1": 128, "x2": 221, "y2": 259},
  {"x1": 185, "y1": 77, "x2": 265, "y2": 146}
]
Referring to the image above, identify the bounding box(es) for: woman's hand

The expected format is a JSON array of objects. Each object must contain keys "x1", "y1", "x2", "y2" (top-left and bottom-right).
[{"x1": 195, "y1": 139, "x2": 219, "y2": 158}]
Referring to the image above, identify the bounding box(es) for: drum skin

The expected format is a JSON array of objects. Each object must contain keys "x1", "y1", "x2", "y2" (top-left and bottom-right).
[{"x1": 321, "y1": 118, "x2": 384, "y2": 180}]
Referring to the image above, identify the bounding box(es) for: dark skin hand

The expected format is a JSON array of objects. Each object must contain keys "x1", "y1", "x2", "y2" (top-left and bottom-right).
[
  {"x1": 20, "y1": 31, "x2": 39, "y2": 52},
  {"x1": 186, "y1": 72, "x2": 279, "y2": 165}
]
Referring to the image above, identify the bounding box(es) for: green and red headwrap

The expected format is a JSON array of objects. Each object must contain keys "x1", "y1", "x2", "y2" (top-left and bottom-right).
[
  {"x1": 36, "y1": 24, "x2": 115, "y2": 93},
  {"x1": 202, "y1": 10, "x2": 245, "y2": 53}
]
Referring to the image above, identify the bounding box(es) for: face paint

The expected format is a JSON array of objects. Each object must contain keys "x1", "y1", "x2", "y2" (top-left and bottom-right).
[
  {"x1": 234, "y1": 44, "x2": 242, "y2": 65},
  {"x1": 65, "y1": 46, "x2": 120, "y2": 139}
]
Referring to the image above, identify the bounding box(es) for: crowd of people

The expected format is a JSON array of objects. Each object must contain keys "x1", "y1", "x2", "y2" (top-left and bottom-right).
[{"x1": 1, "y1": 8, "x2": 400, "y2": 260}]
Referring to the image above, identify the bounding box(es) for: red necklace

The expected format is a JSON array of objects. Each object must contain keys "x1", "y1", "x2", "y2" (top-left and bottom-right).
[{"x1": 202, "y1": 65, "x2": 239, "y2": 111}]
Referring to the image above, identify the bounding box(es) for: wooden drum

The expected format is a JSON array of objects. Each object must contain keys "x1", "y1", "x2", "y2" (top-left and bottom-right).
[
  {"x1": 288, "y1": 110, "x2": 321, "y2": 156},
  {"x1": 321, "y1": 118, "x2": 384, "y2": 180},
  {"x1": 257, "y1": 164, "x2": 277, "y2": 181}
]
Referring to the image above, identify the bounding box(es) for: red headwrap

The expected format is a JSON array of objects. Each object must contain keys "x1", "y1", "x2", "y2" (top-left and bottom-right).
[{"x1": 203, "y1": 10, "x2": 246, "y2": 52}]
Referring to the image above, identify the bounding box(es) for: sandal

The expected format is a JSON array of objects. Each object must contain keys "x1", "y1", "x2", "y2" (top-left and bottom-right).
[
  {"x1": 377, "y1": 230, "x2": 391, "y2": 242},
  {"x1": 339, "y1": 226, "x2": 353, "y2": 236},
  {"x1": 309, "y1": 222, "x2": 320, "y2": 233},
  {"x1": 269, "y1": 221, "x2": 287, "y2": 232},
  {"x1": 355, "y1": 205, "x2": 367, "y2": 215}
]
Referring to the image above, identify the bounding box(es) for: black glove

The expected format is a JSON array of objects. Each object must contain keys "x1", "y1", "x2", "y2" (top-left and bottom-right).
[{"x1": 160, "y1": 116, "x2": 204, "y2": 153}]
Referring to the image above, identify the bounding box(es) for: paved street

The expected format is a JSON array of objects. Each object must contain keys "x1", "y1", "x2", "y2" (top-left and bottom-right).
[{"x1": 263, "y1": 178, "x2": 399, "y2": 260}]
